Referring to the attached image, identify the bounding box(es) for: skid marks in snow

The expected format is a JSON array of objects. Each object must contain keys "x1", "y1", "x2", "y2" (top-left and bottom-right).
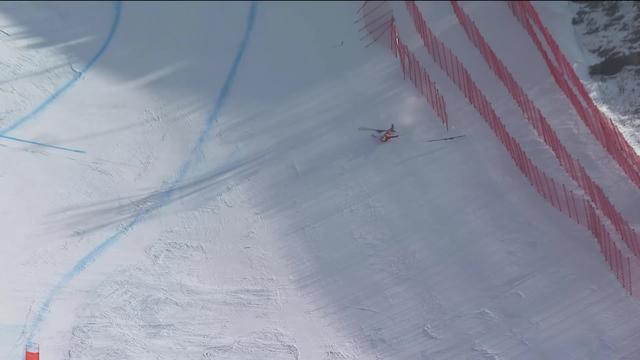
[
  {"x1": 471, "y1": 341, "x2": 502, "y2": 360},
  {"x1": 201, "y1": 332, "x2": 299, "y2": 360},
  {"x1": 0, "y1": 49, "x2": 70, "y2": 129},
  {"x1": 46, "y1": 153, "x2": 262, "y2": 238},
  {"x1": 65, "y1": 183, "x2": 290, "y2": 359},
  {"x1": 125, "y1": 109, "x2": 165, "y2": 183},
  {"x1": 69, "y1": 275, "x2": 283, "y2": 357},
  {"x1": 0, "y1": 1, "x2": 122, "y2": 135}
]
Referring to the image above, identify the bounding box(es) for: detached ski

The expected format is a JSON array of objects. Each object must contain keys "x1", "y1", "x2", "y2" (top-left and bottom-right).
[
  {"x1": 425, "y1": 135, "x2": 465, "y2": 142},
  {"x1": 359, "y1": 127, "x2": 387, "y2": 133}
]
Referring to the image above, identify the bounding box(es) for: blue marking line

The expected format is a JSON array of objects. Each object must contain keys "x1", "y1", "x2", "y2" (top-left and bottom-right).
[
  {"x1": 25, "y1": 1, "x2": 258, "y2": 342},
  {"x1": 0, "y1": 134, "x2": 85, "y2": 153},
  {"x1": 0, "y1": 1, "x2": 122, "y2": 136}
]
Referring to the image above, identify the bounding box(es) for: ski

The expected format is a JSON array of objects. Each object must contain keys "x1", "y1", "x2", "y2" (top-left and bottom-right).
[
  {"x1": 425, "y1": 135, "x2": 465, "y2": 142},
  {"x1": 359, "y1": 127, "x2": 387, "y2": 133}
]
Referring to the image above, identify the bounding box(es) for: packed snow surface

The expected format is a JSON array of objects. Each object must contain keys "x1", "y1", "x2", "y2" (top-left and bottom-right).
[{"x1": 0, "y1": 1, "x2": 639, "y2": 359}]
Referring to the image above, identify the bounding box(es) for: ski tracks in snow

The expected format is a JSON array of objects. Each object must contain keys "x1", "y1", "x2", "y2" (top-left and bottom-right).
[
  {"x1": 23, "y1": 0, "x2": 258, "y2": 344},
  {"x1": 0, "y1": 1, "x2": 122, "y2": 153}
]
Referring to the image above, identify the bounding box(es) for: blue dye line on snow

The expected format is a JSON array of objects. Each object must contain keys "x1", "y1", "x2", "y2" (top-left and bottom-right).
[
  {"x1": 0, "y1": 1, "x2": 122, "y2": 136},
  {"x1": 0, "y1": 134, "x2": 85, "y2": 153},
  {"x1": 25, "y1": 1, "x2": 258, "y2": 342}
]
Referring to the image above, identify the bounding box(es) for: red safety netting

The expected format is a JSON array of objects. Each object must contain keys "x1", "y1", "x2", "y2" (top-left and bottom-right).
[
  {"x1": 507, "y1": 1, "x2": 640, "y2": 190},
  {"x1": 358, "y1": 1, "x2": 449, "y2": 129},
  {"x1": 404, "y1": 0, "x2": 640, "y2": 296},
  {"x1": 450, "y1": 1, "x2": 640, "y2": 261}
]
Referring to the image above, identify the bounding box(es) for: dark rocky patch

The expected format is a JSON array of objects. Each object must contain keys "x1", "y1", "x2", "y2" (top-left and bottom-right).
[{"x1": 589, "y1": 51, "x2": 640, "y2": 76}]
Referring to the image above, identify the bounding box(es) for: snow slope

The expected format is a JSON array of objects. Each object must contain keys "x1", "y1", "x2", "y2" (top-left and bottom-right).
[{"x1": 1, "y1": 1, "x2": 640, "y2": 359}]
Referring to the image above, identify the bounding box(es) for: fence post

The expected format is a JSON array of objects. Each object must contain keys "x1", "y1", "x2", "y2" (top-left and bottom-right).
[
  {"x1": 571, "y1": 191, "x2": 580, "y2": 225},
  {"x1": 629, "y1": 257, "x2": 633, "y2": 296}
]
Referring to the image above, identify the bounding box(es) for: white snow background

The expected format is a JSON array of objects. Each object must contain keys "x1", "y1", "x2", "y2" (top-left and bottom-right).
[{"x1": 0, "y1": 1, "x2": 639, "y2": 359}]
